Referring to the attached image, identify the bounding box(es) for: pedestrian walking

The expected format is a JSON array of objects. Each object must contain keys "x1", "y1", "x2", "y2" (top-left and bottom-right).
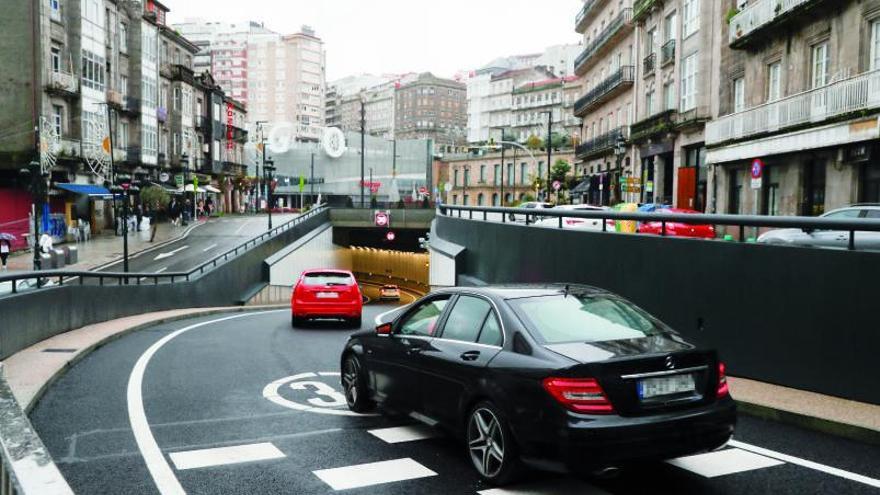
[
  {"x1": 135, "y1": 203, "x2": 144, "y2": 232},
  {"x1": 39, "y1": 232, "x2": 53, "y2": 254},
  {"x1": 0, "y1": 239, "x2": 10, "y2": 271},
  {"x1": 149, "y1": 201, "x2": 160, "y2": 242},
  {"x1": 169, "y1": 199, "x2": 179, "y2": 226}
]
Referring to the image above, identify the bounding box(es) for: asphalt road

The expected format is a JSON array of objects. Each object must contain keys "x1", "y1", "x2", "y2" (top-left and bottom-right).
[
  {"x1": 30, "y1": 307, "x2": 880, "y2": 495},
  {"x1": 94, "y1": 214, "x2": 299, "y2": 276}
]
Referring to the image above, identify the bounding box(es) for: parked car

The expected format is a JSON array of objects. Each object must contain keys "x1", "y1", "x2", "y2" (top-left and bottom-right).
[
  {"x1": 340, "y1": 285, "x2": 736, "y2": 485},
  {"x1": 291, "y1": 269, "x2": 363, "y2": 327},
  {"x1": 379, "y1": 284, "x2": 401, "y2": 301},
  {"x1": 757, "y1": 204, "x2": 880, "y2": 250},
  {"x1": 509, "y1": 201, "x2": 554, "y2": 223},
  {"x1": 638, "y1": 207, "x2": 716, "y2": 239},
  {"x1": 533, "y1": 204, "x2": 610, "y2": 231}
]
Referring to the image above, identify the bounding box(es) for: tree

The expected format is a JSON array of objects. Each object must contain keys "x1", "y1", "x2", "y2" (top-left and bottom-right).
[
  {"x1": 550, "y1": 132, "x2": 570, "y2": 150},
  {"x1": 526, "y1": 135, "x2": 543, "y2": 150},
  {"x1": 551, "y1": 159, "x2": 572, "y2": 183},
  {"x1": 139, "y1": 186, "x2": 170, "y2": 212}
]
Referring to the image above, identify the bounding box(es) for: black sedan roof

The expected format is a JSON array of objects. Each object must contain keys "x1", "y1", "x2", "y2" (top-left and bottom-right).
[{"x1": 435, "y1": 284, "x2": 610, "y2": 301}]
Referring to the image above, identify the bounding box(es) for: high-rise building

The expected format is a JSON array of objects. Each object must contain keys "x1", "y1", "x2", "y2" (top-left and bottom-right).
[{"x1": 394, "y1": 73, "x2": 467, "y2": 154}]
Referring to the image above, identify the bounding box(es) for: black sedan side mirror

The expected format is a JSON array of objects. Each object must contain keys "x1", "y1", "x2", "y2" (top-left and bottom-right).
[{"x1": 376, "y1": 323, "x2": 393, "y2": 336}]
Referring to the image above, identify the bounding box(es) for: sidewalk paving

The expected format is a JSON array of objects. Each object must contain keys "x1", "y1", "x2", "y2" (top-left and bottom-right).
[{"x1": 4, "y1": 220, "x2": 204, "y2": 273}]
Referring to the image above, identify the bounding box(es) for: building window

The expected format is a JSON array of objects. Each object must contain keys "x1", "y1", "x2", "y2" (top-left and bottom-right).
[
  {"x1": 452, "y1": 195, "x2": 458, "y2": 205},
  {"x1": 811, "y1": 42, "x2": 829, "y2": 88},
  {"x1": 680, "y1": 53, "x2": 698, "y2": 111},
  {"x1": 119, "y1": 23, "x2": 128, "y2": 53},
  {"x1": 767, "y1": 62, "x2": 781, "y2": 102},
  {"x1": 51, "y1": 46, "x2": 61, "y2": 72},
  {"x1": 645, "y1": 28, "x2": 656, "y2": 56},
  {"x1": 664, "y1": 12, "x2": 677, "y2": 42},
  {"x1": 872, "y1": 21, "x2": 880, "y2": 71},
  {"x1": 479, "y1": 164, "x2": 486, "y2": 182},
  {"x1": 682, "y1": 0, "x2": 700, "y2": 38},
  {"x1": 477, "y1": 193, "x2": 485, "y2": 206},
  {"x1": 520, "y1": 163, "x2": 528, "y2": 185},
  {"x1": 81, "y1": 50, "x2": 106, "y2": 91},
  {"x1": 646, "y1": 90, "x2": 655, "y2": 115},
  {"x1": 733, "y1": 77, "x2": 745, "y2": 112},
  {"x1": 663, "y1": 82, "x2": 675, "y2": 111},
  {"x1": 728, "y1": 168, "x2": 742, "y2": 215},
  {"x1": 51, "y1": 105, "x2": 63, "y2": 136},
  {"x1": 494, "y1": 164, "x2": 501, "y2": 185},
  {"x1": 454, "y1": 168, "x2": 460, "y2": 187},
  {"x1": 762, "y1": 166, "x2": 780, "y2": 216},
  {"x1": 49, "y1": 0, "x2": 61, "y2": 20},
  {"x1": 118, "y1": 122, "x2": 128, "y2": 148},
  {"x1": 120, "y1": 75, "x2": 128, "y2": 97}
]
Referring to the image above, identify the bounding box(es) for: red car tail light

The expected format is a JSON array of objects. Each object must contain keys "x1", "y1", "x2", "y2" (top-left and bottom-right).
[
  {"x1": 542, "y1": 377, "x2": 614, "y2": 414},
  {"x1": 717, "y1": 362, "x2": 730, "y2": 398}
]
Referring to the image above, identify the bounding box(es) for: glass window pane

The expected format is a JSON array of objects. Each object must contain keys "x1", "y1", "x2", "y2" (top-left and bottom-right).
[
  {"x1": 399, "y1": 298, "x2": 450, "y2": 337},
  {"x1": 441, "y1": 296, "x2": 492, "y2": 343},
  {"x1": 477, "y1": 312, "x2": 503, "y2": 346}
]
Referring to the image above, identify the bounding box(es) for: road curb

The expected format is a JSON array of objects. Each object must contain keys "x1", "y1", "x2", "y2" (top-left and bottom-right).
[
  {"x1": 736, "y1": 399, "x2": 880, "y2": 446},
  {"x1": 19, "y1": 305, "x2": 286, "y2": 414}
]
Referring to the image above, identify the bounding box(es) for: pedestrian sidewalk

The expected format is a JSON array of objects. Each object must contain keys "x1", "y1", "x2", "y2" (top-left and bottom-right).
[{"x1": 4, "y1": 220, "x2": 205, "y2": 273}]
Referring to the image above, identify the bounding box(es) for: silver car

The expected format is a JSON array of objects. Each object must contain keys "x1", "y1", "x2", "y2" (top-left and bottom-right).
[{"x1": 757, "y1": 204, "x2": 880, "y2": 250}]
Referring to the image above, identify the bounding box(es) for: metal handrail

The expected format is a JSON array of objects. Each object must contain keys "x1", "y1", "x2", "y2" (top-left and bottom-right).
[
  {"x1": 437, "y1": 204, "x2": 880, "y2": 251},
  {"x1": 0, "y1": 207, "x2": 328, "y2": 295}
]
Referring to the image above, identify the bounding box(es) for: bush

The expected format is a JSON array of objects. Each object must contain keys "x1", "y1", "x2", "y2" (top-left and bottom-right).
[{"x1": 140, "y1": 186, "x2": 170, "y2": 212}]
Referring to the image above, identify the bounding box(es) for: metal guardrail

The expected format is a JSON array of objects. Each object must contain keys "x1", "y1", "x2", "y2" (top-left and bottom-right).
[
  {"x1": 437, "y1": 205, "x2": 880, "y2": 251},
  {"x1": 0, "y1": 207, "x2": 328, "y2": 296}
]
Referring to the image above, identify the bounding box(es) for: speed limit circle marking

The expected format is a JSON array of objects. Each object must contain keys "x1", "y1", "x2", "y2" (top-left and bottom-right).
[{"x1": 262, "y1": 371, "x2": 377, "y2": 417}]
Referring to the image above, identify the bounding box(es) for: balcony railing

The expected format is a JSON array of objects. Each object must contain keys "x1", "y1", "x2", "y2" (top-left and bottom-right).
[
  {"x1": 125, "y1": 146, "x2": 141, "y2": 164},
  {"x1": 643, "y1": 53, "x2": 656, "y2": 76},
  {"x1": 157, "y1": 107, "x2": 168, "y2": 123},
  {"x1": 574, "y1": 65, "x2": 635, "y2": 117},
  {"x1": 661, "y1": 40, "x2": 675, "y2": 66},
  {"x1": 46, "y1": 71, "x2": 78, "y2": 95},
  {"x1": 576, "y1": 126, "x2": 629, "y2": 159},
  {"x1": 107, "y1": 90, "x2": 123, "y2": 107},
  {"x1": 123, "y1": 96, "x2": 140, "y2": 115},
  {"x1": 633, "y1": 0, "x2": 660, "y2": 22},
  {"x1": 574, "y1": 8, "x2": 633, "y2": 76},
  {"x1": 729, "y1": 0, "x2": 824, "y2": 47},
  {"x1": 575, "y1": 0, "x2": 602, "y2": 33},
  {"x1": 706, "y1": 69, "x2": 880, "y2": 145},
  {"x1": 631, "y1": 109, "x2": 678, "y2": 142}
]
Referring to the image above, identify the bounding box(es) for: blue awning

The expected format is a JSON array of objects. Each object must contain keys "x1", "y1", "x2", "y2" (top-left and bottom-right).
[{"x1": 55, "y1": 183, "x2": 113, "y2": 198}]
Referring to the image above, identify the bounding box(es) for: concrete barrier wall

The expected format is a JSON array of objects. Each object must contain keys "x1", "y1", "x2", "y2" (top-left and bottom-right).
[
  {"x1": 434, "y1": 216, "x2": 880, "y2": 405},
  {"x1": 0, "y1": 210, "x2": 329, "y2": 360}
]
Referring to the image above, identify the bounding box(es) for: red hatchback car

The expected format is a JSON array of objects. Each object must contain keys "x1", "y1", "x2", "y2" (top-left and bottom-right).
[
  {"x1": 638, "y1": 208, "x2": 716, "y2": 239},
  {"x1": 291, "y1": 269, "x2": 363, "y2": 327}
]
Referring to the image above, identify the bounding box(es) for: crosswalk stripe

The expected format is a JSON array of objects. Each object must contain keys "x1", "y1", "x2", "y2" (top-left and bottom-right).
[
  {"x1": 477, "y1": 478, "x2": 611, "y2": 494},
  {"x1": 169, "y1": 442, "x2": 285, "y2": 470},
  {"x1": 368, "y1": 425, "x2": 439, "y2": 444},
  {"x1": 666, "y1": 447, "x2": 783, "y2": 478},
  {"x1": 313, "y1": 458, "x2": 437, "y2": 490}
]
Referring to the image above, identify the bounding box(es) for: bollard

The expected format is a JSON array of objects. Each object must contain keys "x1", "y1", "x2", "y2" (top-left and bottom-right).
[
  {"x1": 40, "y1": 253, "x2": 52, "y2": 269},
  {"x1": 66, "y1": 245, "x2": 78, "y2": 264},
  {"x1": 52, "y1": 248, "x2": 66, "y2": 269}
]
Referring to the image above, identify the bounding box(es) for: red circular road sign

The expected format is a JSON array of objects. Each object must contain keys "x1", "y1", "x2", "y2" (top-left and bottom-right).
[
  {"x1": 386, "y1": 231, "x2": 396, "y2": 241},
  {"x1": 375, "y1": 212, "x2": 389, "y2": 227},
  {"x1": 751, "y1": 159, "x2": 764, "y2": 180},
  {"x1": 552, "y1": 180, "x2": 562, "y2": 191},
  {"x1": 418, "y1": 186, "x2": 428, "y2": 195}
]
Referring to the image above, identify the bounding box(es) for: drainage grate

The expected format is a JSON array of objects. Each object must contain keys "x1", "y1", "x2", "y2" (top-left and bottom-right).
[{"x1": 42, "y1": 348, "x2": 78, "y2": 353}]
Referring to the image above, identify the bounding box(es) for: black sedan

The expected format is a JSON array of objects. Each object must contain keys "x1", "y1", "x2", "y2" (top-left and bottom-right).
[{"x1": 340, "y1": 285, "x2": 736, "y2": 485}]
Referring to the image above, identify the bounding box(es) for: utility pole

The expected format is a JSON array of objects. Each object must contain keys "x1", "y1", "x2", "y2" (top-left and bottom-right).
[
  {"x1": 310, "y1": 152, "x2": 315, "y2": 205},
  {"x1": 500, "y1": 134, "x2": 505, "y2": 206},
  {"x1": 512, "y1": 146, "x2": 518, "y2": 202},
  {"x1": 546, "y1": 111, "x2": 553, "y2": 203},
  {"x1": 360, "y1": 97, "x2": 366, "y2": 208}
]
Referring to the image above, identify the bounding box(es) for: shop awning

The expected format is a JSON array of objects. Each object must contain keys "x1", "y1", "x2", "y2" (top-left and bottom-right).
[
  {"x1": 571, "y1": 180, "x2": 591, "y2": 194},
  {"x1": 55, "y1": 183, "x2": 113, "y2": 198},
  {"x1": 178, "y1": 184, "x2": 207, "y2": 193},
  {"x1": 203, "y1": 185, "x2": 221, "y2": 193},
  {"x1": 150, "y1": 182, "x2": 179, "y2": 193}
]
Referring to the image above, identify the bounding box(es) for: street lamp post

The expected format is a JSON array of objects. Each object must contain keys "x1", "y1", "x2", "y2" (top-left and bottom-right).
[
  {"x1": 264, "y1": 159, "x2": 275, "y2": 229},
  {"x1": 181, "y1": 152, "x2": 190, "y2": 226},
  {"x1": 541, "y1": 111, "x2": 553, "y2": 203},
  {"x1": 255, "y1": 121, "x2": 268, "y2": 214},
  {"x1": 20, "y1": 162, "x2": 47, "y2": 277},
  {"x1": 360, "y1": 95, "x2": 366, "y2": 208},
  {"x1": 614, "y1": 134, "x2": 627, "y2": 205}
]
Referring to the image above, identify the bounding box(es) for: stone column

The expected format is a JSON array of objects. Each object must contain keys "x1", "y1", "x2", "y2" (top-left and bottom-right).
[{"x1": 653, "y1": 155, "x2": 665, "y2": 205}]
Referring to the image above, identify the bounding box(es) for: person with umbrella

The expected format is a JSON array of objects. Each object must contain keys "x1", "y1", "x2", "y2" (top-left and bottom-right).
[{"x1": 0, "y1": 233, "x2": 14, "y2": 271}]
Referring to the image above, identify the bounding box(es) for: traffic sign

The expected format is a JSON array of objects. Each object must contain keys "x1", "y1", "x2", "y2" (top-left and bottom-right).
[
  {"x1": 374, "y1": 211, "x2": 389, "y2": 227},
  {"x1": 418, "y1": 186, "x2": 428, "y2": 195},
  {"x1": 385, "y1": 231, "x2": 396, "y2": 241},
  {"x1": 552, "y1": 180, "x2": 562, "y2": 191},
  {"x1": 444, "y1": 182, "x2": 453, "y2": 193},
  {"x1": 751, "y1": 159, "x2": 763, "y2": 189},
  {"x1": 175, "y1": 174, "x2": 184, "y2": 187}
]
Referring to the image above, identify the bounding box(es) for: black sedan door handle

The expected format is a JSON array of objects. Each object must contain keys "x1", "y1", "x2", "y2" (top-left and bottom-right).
[
  {"x1": 460, "y1": 350, "x2": 480, "y2": 361},
  {"x1": 407, "y1": 346, "x2": 424, "y2": 355}
]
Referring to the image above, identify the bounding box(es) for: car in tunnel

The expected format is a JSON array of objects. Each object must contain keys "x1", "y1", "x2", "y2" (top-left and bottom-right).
[
  {"x1": 379, "y1": 284, "x2": 401, "y2": 301},
  {"x1": 340, "y1": 285, "x2": 736, "y2": 485},
  {"x1": 291, "y1": 269, "x2": 363, "y2": 327}
]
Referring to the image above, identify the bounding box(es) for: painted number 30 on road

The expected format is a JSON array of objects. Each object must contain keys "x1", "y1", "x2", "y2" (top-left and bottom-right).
[{"x1": 262, "y1": 371, "x2": 376, "y2": 417}]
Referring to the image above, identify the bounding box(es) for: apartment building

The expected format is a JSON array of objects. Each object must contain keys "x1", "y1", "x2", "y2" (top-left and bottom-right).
[
  {"x1": 511, "y1": 76, "x2": 582, "y2": 143},
  {"x1": 158, "y1": 26, "x2": 199, "y2": 174},
  {"x1": 707, "y1": 0, "x2": 880, "y2": 216},
  {"x1": 394, "y1": 73, "x2": 467, "y2": 154},
  {"x1": 441, "y1": 149, "x2": 577, "y2": 206},
  {"x1": 573, "y1": 0, "x2": 638, "y2": 206}
]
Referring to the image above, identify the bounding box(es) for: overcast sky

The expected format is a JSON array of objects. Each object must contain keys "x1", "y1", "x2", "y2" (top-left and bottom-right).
[{"x1": 168, "y1": 0, "x2": 582, "y2": 81}]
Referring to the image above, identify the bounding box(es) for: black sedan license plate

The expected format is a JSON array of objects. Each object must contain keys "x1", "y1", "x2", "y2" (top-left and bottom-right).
[{"x1": 638, "y1": 374, "x2": 696, "y2": 399}]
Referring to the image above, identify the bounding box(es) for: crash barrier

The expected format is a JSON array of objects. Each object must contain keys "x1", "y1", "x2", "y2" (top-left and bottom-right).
[
  {"x1": 0, "y1": 208, "x2": 329, "y2": 360},
  {"x1": 435, "y1": 205, "x2": 880, "y2": 405},
  {"x1": 0, "y1": 364, "x2": 73, "y2": 495}
]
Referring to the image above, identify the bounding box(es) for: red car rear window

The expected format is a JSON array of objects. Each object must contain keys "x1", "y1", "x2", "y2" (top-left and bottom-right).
[{"x1": 303, "y1": 273, "x2": 353, "y2": 286}]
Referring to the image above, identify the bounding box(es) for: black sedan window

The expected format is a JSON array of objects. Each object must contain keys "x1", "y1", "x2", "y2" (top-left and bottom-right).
[
  {"x1": 477, "y1": 312, "x2": 503, "y2": 346},
  {"x1": 510, "y1": 294, "x2": 664, "y2": 344},
  {"x1": 399, "y1": 297, "x2": 449, "y2": 337},
  {"x1": 440, "y1": 296, "x2": 492, "y2": 343}
]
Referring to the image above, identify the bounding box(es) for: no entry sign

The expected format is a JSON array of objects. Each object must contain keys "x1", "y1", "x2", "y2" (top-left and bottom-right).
[
  {"x1": 374, "y1": 211, "x2": 389, "y2": 227},
  {"x1": 751, "y1": 159, "x2": 763, "y2": 189}
]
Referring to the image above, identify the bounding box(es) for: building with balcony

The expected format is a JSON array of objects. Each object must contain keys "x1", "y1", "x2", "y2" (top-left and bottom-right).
[
  {"x1": 395, "y1": 73, "x2": 467, "y2": 155},
  {"x1": 708, "y1": 0, "x2": 880, "y2": 217},
  {"x1": 158, "y1": 27, "x2": 199, "y2": 181},
  {"x1": 631, "y1": 0, "x2": 723, "y2": 210},
  {"x1": 573, "y1": 0, "x2": 639, "y2": 206},
  {"x1": 510, "y1": 76, "x2": 582, "y2": 142}
]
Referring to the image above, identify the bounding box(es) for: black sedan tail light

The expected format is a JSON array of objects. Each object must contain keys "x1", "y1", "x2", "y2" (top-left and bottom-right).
[
  {"x1": 542, "y1": 377, "x2": 615, "y2": 415},
  {"x1": 717, "y1": 362, "x2": 730, "y2": 398}
]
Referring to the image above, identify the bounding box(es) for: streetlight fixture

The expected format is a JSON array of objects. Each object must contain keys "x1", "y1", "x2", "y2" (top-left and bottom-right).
[
  {"x1": 360, "y1": 92, "x2": 366, "y2": 208},
  {"x1": 19, "y1": 162, "x2": 48, "y2": 278},
  {"x1": 614, "y1": 134, "x2": 627, "y2": 205},
  {"x1": 539, "y1": 110, "x2": 554, "y2": 203},
  {"x1": 255, "y1": 120, "x2": 268, "y2": 212},
  {"x1": 263, "y1": 159, "x2": 275, "y2": 229},
  {"x1": 181, "y1": 152, "x2": 190, "y2": 226}
]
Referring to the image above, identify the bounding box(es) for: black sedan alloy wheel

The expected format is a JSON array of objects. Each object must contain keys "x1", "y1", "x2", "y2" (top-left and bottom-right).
[{"x1": 342, "y1": 354, "x2": 372, "y2": 412}]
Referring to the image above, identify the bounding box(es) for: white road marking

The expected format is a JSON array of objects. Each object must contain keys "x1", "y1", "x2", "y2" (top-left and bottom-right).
[
  {"x1": 169, "y1": 442, "x2": 285, "y2": 471},
  {"x1": 666, "y1": 448, "x2": 783, "y2": 478},
  {"x1": 313, "y1": 458, "x2": 437, "y2": 491},
  {"x1": 729, "y1": 440, "x2": 880, "y2": 489},
  {"x1": 126, "y1": 311, "x2": 284, "y2": 495},
  {"x1": 478, "y1": 478, "x2": 610, "y2": 494},
  {"x1": 234, "y1": 219, "x2": 252, "y2": 235},
  {"x1": 368, "y1": 425, "x2": 439, "y2": 444},
  {"x1": 202, "y1": 243, "x2": 218, "y2": 252},
  {"x1": 262, "y1": 372, "x2": 377, "y2": 417},
  {"x1": 154, "y1": 267, "x2": 168, "y2": 274},
  {"x1": 154, "y1": 245, "x2": 189, "y2": 261}
]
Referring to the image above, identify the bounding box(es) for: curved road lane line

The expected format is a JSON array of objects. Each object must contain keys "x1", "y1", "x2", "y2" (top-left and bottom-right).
[{"x1": 126, "y1": 311, "x2": 284, "y2": 495}]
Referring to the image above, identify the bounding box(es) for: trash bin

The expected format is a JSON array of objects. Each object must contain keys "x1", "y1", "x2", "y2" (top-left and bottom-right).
[
  {"x1": 39, "y1": 253, "x2": 52, "y2": 269},
  {"x1": 65, "y1": 245, "x2": 78, "y2": 264},
  {"x1": 52, "y1": 249, "x2": 66, "y2": 269}
]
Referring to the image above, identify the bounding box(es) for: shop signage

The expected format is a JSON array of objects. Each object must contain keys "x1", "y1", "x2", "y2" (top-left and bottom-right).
[{"x1": 226, "y1": 103, "x2": 235, "y2": 150}]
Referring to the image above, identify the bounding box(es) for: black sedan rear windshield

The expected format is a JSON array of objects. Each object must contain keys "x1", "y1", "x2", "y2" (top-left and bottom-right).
[
  {"x1": 303, "y1": 273, "x2": 352, "y2": 286},
  {"x1": 509, "y1": 294, "x2": 665, "y2": 344}
]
